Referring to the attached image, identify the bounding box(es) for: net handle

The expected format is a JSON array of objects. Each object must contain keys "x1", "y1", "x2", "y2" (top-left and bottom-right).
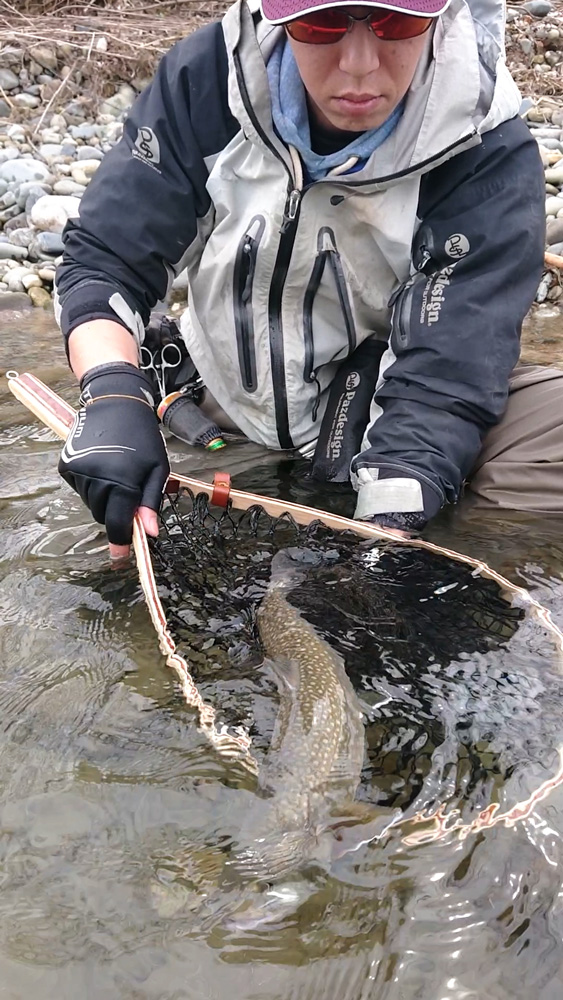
[{"x1": 7, "y1": 371, "x2": 563, "y2": 651}]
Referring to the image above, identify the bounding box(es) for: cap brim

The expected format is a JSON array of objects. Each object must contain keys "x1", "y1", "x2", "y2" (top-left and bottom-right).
[{"x1": 261, "y1": 0, "x2": 450, "y2": 24}]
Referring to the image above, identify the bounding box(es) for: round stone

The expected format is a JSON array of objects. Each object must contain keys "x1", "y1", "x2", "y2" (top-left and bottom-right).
[
  {"x1": 76, "y1": 145, "x2": 104, "y2": 162},
  {"x1": 38, "y1": 143, "x2": 66, "y2": 164},
  {"x1": 3, "y1": 212, "x2": 28, "y2": 234},
  {"x1": 4, "y1": 271, "x2": 25, "y2": 293},
  {"x1": 0, "y1": 158, "x2": 50, "y2": 184},
  {"x1": 544, "y1": 166, "x2": 563, "y2": 184},
  {"x1": 28, "y1": 285, "x2": 52, "y2": 308},
  {"x1": 69, "y1": 124, "x2": 98, "y2": 140},
  {"x1": 71, "y1": 159, "x2": 100, "y2": 179},
  {"x1": 545, "y1": 196, "x2": 563, "y2": 216},
  {"x1": 33, "y1": 231, "x2": 65, "y2": 256},
  {"x1": 99, "y1": 84, "x2": 136, "y2": 117},
  {"x1": 523, "y1": 0, "x2": 553, "y2": 14},
  {"x1": 30, "y1": 194, "x2": 81, "y2": 232},
  {"x1": 0, "y1": 291, "x2": 34, "y2": 312},
  {"x1": 29, "y1": 44, "x2": 58, "y2": 72},
  {"x1": 53, "y1": 179, "x2": 84, "y2": 196},
  {"x1": 546, "y1": 217, "x2": 563, "y2": 244},
  {"x1": 69, "y1": 167, "x2": 89, "y2": 186},
  {"x1": 12, "y1": 94, "x2": 41, "y2": 109},
  {"x1": 0, "y1": 242, "x2": 28, "y2": 260},
  {"x1": 50, "y1": 113, "x2": 67, "y2": 130},
  {"x1": 0, "y1": 68, "x2": 19, "y2": 91},
  {"x1": 21, "y1": 273, "x2": 42, "y2": 290},
  {"x1": 0, "y1": 149, "x2": 20, "y2": 165},
  {"x1": 5, "y1": 227, "x2": 34, "y2": 248}
]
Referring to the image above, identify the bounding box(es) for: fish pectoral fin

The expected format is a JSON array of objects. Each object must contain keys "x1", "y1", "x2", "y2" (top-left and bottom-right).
[
  {"x1": 265, "y1": 656, "x2": 301, "y2": 692},
  {"x1": 320, "y1": 802, "x2": 402, "y2": 860}
]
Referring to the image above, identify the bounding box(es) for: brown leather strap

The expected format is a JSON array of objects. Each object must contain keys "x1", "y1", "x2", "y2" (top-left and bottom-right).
[{"x1": 211, "y1": 471, "x2": 231, "y2": 507}]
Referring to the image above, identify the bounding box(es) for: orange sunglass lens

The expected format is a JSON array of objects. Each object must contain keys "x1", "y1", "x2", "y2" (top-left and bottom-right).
[{"x1": 286, "y1": 9, "x2": 433, "y2": 43}]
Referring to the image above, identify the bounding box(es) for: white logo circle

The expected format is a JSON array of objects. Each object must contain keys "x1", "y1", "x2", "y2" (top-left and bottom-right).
[
  {"x1": 445, "y1": 233, "x2": 470, "y2": 259},
  {"x1": 346, "y1": 372, "x2": 360, "y2": 390}
]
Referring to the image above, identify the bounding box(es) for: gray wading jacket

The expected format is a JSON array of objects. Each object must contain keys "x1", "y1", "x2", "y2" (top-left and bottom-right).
[{"x1": 55, "y1": 0, "x2": 546, "y2": 524}]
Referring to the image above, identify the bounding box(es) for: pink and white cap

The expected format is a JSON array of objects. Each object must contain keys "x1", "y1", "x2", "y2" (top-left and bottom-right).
[{"x1": 260, "y1": 0, "x2": 451, "y2": 24}]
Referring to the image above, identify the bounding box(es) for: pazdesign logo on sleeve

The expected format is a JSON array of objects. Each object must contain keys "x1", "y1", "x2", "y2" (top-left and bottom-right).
[
  {"x1": 132, "y1": 127, "x2": 162, "y2": 173},
  {"x1": 444, "y1": 233, "x2": 470, "y2": 259},
  {"x1": 419, "y1": 264, "x2": 457, "y2": 327}
]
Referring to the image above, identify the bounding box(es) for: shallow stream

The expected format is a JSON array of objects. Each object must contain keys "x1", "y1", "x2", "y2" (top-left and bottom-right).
[{"x1": 1, "y1": 310, "x2": 563, "y2": 999}]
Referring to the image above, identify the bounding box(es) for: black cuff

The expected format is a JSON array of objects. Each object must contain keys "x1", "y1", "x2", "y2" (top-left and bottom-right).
[{"x1": 363, "y1": 510, "x2": 426, "y2": 533}]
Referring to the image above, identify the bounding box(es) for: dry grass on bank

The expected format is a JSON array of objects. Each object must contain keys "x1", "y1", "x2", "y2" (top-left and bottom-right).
[{"x1": 1, "y1": 0, "x2": 230, "y2": 83}]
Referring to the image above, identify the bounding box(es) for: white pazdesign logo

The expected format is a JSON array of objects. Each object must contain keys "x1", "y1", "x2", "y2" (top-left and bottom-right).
[
  {"x1": 345, "y1": 372, "x2": 360, "y2": 391},
  {"x1": 132, "y1": 126, "x2": 161, "y2": 172},
  {"x1": 444, "y1": 233, "x2": 470, "y2": 259}
]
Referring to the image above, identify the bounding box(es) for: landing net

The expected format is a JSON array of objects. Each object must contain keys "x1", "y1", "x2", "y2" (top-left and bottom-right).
[{"x1": 149, "y1": 486, "x2": 563, "y2": 837}]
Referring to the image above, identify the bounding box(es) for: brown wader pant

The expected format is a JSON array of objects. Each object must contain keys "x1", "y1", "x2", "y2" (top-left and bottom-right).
[{"x1": 469, "y1": 364, "x2": 563, "y2": 511}]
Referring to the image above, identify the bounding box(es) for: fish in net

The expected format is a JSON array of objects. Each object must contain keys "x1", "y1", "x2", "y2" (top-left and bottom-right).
[
  {"x1": 150, "y1": 485, "x2": 563, "y2": 853},
  {"x1": 7, "y1": 372, "x2": 563, "y2": 856}
]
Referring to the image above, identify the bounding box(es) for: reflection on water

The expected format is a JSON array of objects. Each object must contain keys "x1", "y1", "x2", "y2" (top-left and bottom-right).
[{"x1": 0, "y1": 311, "x2": 563, "y2": 998}]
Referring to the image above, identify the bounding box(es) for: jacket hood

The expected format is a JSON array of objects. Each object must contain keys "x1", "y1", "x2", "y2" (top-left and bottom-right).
[{"x1": 222, "y1": 0, "x2": 521, "y2": 183}]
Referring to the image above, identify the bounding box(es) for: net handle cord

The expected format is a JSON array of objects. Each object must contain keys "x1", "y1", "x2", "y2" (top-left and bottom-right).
[{"x1": 8, "y1": 373, "x2": 563, "y2": 827}]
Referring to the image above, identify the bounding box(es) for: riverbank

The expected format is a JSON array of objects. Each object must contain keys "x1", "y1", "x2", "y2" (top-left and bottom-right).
[{"x1": 0, "y1": 0, "x2": 562, "y2": 317}]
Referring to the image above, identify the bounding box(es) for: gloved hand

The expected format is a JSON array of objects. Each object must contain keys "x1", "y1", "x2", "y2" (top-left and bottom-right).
[{"x1": 58, "y1": 361, "x2": 170, "y2": 547}]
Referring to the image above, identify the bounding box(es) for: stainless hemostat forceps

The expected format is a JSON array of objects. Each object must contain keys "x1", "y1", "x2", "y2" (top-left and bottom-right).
[{"x1": 140, "y1": 341, "x2": 183, "y2": 400}]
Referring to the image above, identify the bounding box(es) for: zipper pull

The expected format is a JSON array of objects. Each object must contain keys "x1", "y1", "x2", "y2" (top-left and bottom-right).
[
  {"x1": 311, "y1": 373, "x2": 321, "y2": 421},
  {"x1": 241, "y1": 236, "x2": 256, "y2": 304},
  {"x1": 417, "y1": 247, "x2": 432, "y2": 271},
  {"x1": 280, "y1": 188, "x2": 301, "y2": 233}
]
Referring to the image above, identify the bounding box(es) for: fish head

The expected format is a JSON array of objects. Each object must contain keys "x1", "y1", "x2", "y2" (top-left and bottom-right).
[{"x1": 268, "y1": 547, "x2": 325, "y2": 589}]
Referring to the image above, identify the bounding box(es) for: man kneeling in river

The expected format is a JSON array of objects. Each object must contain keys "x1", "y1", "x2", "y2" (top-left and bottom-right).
[{"x1": 55, "y1": 0, "x2": 563, "y2": 556}]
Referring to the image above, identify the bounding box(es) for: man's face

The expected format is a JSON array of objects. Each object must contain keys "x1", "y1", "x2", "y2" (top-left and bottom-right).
[{"x1": 287, "y1": 5, "x2": 430, "y2": 133}]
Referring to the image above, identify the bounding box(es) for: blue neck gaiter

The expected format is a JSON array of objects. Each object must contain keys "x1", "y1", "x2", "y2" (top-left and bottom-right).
[{"x1": 267, "y1": 38, "x2": 404, "y2": 181}]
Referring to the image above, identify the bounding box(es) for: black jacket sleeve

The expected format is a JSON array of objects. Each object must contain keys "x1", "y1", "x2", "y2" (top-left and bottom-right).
[
  {"x1": 351, "y1": 115, "x2": 546, "y2": 524},
  {"x1": 55, "y1": 21, "x2": 238, "y2": 344}
]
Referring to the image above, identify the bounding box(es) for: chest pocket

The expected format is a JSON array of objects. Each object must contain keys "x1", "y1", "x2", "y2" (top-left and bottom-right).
[
  {"x1": 233, "y1": 215, "x2": 266, "y2": 392},
  {"x1": 303, "y1": 227, "x2": 357, "y2": 420}
]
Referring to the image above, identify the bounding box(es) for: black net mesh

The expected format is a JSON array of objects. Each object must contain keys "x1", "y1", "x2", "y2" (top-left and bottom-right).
[{"x1": 149, "y1": 488, "x2": 562, "y2": 818}]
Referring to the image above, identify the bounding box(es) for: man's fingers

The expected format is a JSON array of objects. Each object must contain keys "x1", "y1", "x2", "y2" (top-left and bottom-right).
[
  {"x1": 107, "y1": 506, "x2": 158, "y2": 560},
  {"x1": 104, "y1": 485, "x2": 138, "y2": 546},
  {"x1": 109, "y1": 541, "x2": 131, "y2": 561},
  {"x1": 363, "y1": 521, "x2": 412, "y2": 539},
  {"x1": 138, "y1": 505, "x2": 159, "y2": 537}
]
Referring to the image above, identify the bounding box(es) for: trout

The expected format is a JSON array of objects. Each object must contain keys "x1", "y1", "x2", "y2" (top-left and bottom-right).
[{"x1": 230, "y1": 549, "x2": 399, "y2": 890}]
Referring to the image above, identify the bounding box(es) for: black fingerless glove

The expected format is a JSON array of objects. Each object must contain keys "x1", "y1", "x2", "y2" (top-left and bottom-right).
[{"x1": 58, "y1": 362, "x2": 170, "y2": 545}]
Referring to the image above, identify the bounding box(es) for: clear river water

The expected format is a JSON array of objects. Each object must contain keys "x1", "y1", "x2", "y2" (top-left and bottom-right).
[{"x1": 1, "y1": 308, "x2": 563, "y2": 1000}]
